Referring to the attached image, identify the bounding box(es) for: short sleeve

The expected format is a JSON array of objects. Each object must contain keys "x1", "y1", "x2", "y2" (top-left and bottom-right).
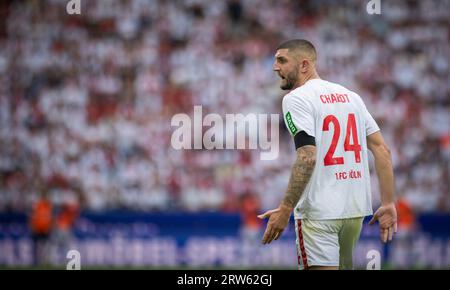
[
  {"x1": 360, "y1": 98, "x2": 380, "y2": 136},
  {"x1": 282, "y1": 94, "x2": 315, "y2": 137}
]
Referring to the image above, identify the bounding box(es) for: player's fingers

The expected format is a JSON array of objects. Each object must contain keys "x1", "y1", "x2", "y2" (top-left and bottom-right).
[
  {"x1": 266, "y1": 230, "x2": 276, "y2": 244},
  {"x1": 268, "y1": 225, "x2": 280, "y2": 244},
  {"x1": 381, "y1": 228, "x2": 388, "y2": 243},
  {"x1": 262, "y1": 229, "x2": 270, "y2": 244},
  {"x1": 257, "y1": 209, "x2": 278, "y2": 220},
  {"x1": 257, "y1": 211, "x2": 270, "y2": 220},
  {"x1": 274, "y1": 230, "x2": 283, "y2": 240},
  {"x1": 394, "y1": 222, "x2": 398, "y2": 234},
  {"x1": 388, "y1": 226, "x2": 393, "y2": 241},
  {"x1": 262, "y1": 225, "x2": 273, "y2": 244},
  {"x1": 273, "y1": 232, "x2": 280, "y2": 241},
  {"x1": 267, "y1": 232, "x2": 276, "y2": 244},
  {"x1": 368, "y1": 214, "x2": 378, "y2": 225},
  {"x1": 369, "y1": 209, "x2": 380, "y2": 225}
]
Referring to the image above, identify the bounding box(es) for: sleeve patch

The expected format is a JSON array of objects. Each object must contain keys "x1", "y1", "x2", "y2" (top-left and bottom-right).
[{"x1": 285, "y1": 111, "x2": 298, "y2": 135}]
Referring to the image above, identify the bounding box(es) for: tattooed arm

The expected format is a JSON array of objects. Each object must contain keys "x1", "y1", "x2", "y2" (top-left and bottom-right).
[
  {"x1": 282, "y1": 145, "x2": 316, "y2": 209},
  {"x1": 258, "y1": 145, "x2": 316, "y2": 244}
]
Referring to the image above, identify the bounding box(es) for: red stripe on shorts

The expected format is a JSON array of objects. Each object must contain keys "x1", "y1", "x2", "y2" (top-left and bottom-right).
[{"x1": 297, "y1": 219, "x2": 308, "y2": 269}]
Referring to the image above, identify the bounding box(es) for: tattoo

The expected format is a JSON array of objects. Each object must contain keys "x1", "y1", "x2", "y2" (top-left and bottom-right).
[{"x1": 282, "y1": 145, "x2": 316, "y2": 209}]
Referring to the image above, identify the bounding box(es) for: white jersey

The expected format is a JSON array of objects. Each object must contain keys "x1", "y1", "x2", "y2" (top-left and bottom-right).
[{"x1": 282, "y1": 79, "x2": 380, "y2": 220}]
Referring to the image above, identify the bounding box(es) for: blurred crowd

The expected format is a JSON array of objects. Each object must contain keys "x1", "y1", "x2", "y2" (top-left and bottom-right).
[{"x1": 0, "y1": 0, "x2": 449, "y2": 216}]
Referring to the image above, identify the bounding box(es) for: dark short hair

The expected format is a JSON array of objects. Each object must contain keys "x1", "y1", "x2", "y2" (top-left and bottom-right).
[{"x1": 277, "y1": 39, "x2": 317, "y2": 62}]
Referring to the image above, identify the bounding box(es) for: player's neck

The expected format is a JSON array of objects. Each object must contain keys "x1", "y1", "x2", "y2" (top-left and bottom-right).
[{"x1": 297, "y1": 71, "x2": 320, "y2": 88}]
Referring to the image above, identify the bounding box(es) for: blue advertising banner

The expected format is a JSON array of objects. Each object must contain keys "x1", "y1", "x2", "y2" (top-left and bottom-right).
[{"x1": 1, "y1": 212, "x2": 450, "y2": 269}]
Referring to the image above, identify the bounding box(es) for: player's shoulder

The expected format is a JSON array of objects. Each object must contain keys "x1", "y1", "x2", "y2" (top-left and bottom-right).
[
  {"x1": 326, "y1": 80, "x2": 365, "y2": 103},
  {"x1": 323, "y1": 79, "x2": 354, "y2": 94},
  {"x1": 282, "y1": 89, "x2": 309, "y2": 110}
]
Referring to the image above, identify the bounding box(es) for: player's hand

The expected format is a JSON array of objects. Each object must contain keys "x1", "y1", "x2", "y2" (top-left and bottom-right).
[
  {"x1": 257, "y1": 204, "x2": 292, "y2": 244},
  {"x1": 369, "y1": 203, "x2": 398, "y2": 243}
]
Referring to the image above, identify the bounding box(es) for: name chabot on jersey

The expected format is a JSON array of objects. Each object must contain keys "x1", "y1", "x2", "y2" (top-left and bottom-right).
[{"x1": 320, "y1": 93, "x2": 350, "y2": 104}]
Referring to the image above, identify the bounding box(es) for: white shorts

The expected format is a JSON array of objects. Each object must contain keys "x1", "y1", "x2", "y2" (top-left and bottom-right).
[{"x1": 295, "y1": 217, "x2": 364, "y2": 270}]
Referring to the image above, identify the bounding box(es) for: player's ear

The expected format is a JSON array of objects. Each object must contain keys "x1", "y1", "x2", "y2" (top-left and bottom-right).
[{"x1": 300, "y1": 59, "x2": 309, "y2": 73}]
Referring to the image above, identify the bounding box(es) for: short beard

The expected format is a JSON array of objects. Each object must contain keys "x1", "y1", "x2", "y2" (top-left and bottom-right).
[{"x1": 280, "y1": 68, "x2": 299, "y2": 90}]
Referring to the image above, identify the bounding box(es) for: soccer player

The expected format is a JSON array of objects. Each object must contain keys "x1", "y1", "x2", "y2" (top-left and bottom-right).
[{"x1": 258, "y1": 39, "x2": 397, "y2": 270}]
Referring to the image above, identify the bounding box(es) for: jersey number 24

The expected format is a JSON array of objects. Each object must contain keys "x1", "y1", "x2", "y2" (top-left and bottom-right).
[{"x1": 322, "y1": 113, "x2": 361, "y2": 166}]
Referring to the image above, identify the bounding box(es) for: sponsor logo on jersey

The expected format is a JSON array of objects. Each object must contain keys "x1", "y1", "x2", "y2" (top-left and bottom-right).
[{"x1": 285, "y1": 112, "x2": 298, "y2": 135}]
